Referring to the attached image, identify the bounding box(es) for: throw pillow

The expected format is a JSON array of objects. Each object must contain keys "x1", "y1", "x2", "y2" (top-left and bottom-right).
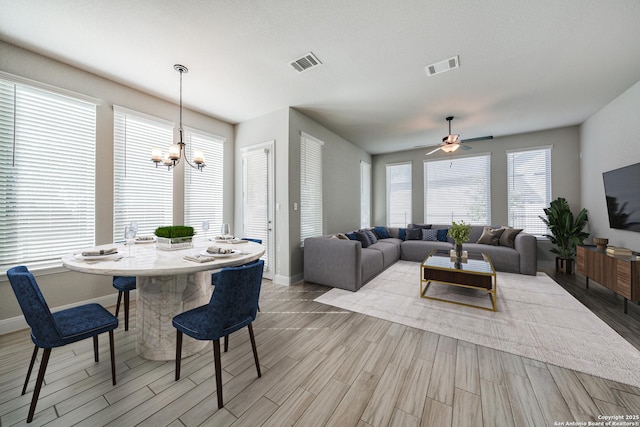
[
  {"x1": 436, "y1": 228, "x2": 449, "y2": 242},
  {"x1": 336, "y1": 233, "x2": 349, "y2": 240},
  {"x1": 499, "y1": 226, "x2": 523, "y2": 248},
  {"x1": 345, "y1": 232, "x2": 358, "y2": 241},
  {"x1": 406, "y1": 228, "x2": 422, "y2": 240},
  {"x1": 355, "y1": 230, "x2": 372, "y2": 248},
  {"x1": 409, "y1": 223, "x2": 432, "y2": 230},
  {"x1": 364, "y1": 229, "x2": 378, "y2": 244},
  {"x1": 373, "y1": 226, "x2": 390, "y2": 239},
  {"x1": 398, "y1": 228, "x2": 407, "y2": 240},
  {"x1": 476, "y1": 226, "x2": 505, "y2": 246},
  {"x1": 422, "y1": 229, "x2": 438, "y2": 241}
]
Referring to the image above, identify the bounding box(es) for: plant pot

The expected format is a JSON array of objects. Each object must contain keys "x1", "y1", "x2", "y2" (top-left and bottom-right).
[
  {"x1": 157, "y1": 236, "x2": 193, "y2": 251},
  {"x1": 455, "y1": 243, "x2": 463, "y2": 262},
  {"x1": 556, "y1": 257, "x2": 574, "y2": 274}
]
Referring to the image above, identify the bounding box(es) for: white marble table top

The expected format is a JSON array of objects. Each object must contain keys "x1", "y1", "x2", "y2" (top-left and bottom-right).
[{"x1": 61, "y1": 240, "x2": 265, "y2": 276}]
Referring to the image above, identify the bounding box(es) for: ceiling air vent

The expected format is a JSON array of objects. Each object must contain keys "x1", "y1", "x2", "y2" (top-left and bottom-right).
[
  {"x1": 425, "y1": 55, "x2": 460, "y2": 77},
  {"x1": 290, "y1": 52, "x2": 322, "y2": 73}
]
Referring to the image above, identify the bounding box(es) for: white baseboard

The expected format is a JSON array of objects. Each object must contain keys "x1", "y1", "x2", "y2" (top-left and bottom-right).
[
  {"x1": 273, "y1": 273, "x2": 304, "y2": 286},
  {"x1": 0, "y1": 291, "x2": 136, "y2": 336}
]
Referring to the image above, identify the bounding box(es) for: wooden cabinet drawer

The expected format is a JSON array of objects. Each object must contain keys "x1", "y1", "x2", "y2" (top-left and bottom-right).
[{"x1": 616, "y1": 260, "x2": 632, "y2": 300}]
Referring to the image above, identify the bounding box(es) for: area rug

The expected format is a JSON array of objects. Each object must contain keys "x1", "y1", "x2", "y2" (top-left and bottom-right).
[{"x1": 314, "y1": 260, "x2": 640, "y2": 389}]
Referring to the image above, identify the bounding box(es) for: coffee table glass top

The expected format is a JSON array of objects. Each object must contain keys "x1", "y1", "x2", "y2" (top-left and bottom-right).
[{"x1": 423, "y1": 249, "x2": 494, "y2": 275}]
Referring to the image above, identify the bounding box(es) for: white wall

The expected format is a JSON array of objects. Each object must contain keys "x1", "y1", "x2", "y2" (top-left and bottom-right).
[
  {"x1": 0, "y1": 41, "x2": 234, "y2": 321},
  {"x1": 581, "y1": 79, "x2": 640, "y2": 250}
]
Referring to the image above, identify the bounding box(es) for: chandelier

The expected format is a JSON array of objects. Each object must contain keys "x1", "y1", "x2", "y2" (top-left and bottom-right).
[{"x1": 151, "y1": 64, "x2": 205, "y2": 171}]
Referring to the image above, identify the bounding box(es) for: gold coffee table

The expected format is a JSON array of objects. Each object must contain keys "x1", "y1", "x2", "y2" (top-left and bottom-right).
[{"x1": 420, "y1": 249, "x2": 497, "y2": 311}]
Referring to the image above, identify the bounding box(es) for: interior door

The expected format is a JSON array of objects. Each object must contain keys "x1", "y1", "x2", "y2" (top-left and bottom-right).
[{"x1": 242, "y1": 142, "x2": 274, "y2": 279}]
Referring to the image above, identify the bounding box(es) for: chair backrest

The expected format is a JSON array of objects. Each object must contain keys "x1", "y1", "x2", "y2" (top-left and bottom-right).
[
  {"x1": 241, "y1": 238, "x2": 262, "y2": 244},
  {"x1": 209, "y1": 259, "x2": 264, "y2": 335},
  {"x1": 7, "y1": 266, "x2": 61, "y2": 348}
]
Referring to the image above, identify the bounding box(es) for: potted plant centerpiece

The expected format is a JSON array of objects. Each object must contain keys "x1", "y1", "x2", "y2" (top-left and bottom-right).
[
  {"x1": 539, "y1": 197, "x2": 589, "y2": 274},
  {"x1": 155, "y1": 225, "x2": 195, "y2": 250},
  {"x1": 448, "y1": 220, "x2": 472, "y2": 262}
]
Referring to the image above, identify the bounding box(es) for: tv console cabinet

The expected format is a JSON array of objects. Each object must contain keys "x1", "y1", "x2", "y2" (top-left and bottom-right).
[{"x1": 576, "y1": 245, "x2": 640, "y2": 314}]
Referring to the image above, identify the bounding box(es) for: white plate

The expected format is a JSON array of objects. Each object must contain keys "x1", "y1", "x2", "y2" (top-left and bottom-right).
[
  {"x1": 200, "y1": 249, "x2": 241, "y2": 258},
  {"x1": 135, "y1": 236, "x2": 156, "y2": 244},
  {"x1": 74, "y1": 251, "x2": 121, "y2": 261}
]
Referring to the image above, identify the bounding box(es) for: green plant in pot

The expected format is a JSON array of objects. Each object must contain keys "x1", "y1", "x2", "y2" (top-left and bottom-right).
[
  {"x1": 155, "y1": 225, "x2": 195, "y2": 250},
  {"x1": 448, "y1": 220, "x2": 471, "y2": 260},
  {"x1": 539, "y1": 197, "x2": 588, "y2": 273}
]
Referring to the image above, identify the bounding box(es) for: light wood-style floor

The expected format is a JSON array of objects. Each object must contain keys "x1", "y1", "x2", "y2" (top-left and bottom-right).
[{"x1": 2, "y1": 275, "x2": 640, "y2": 426}]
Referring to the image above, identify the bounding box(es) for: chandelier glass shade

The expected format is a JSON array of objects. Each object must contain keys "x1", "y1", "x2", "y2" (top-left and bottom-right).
[{"x1": 151, "y1": 64, "x2": 205, "y2": 171}]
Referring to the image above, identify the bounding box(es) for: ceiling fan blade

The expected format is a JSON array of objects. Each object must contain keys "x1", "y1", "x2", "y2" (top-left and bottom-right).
[
  {"x1": 460, "y1": 144, "x2": 472, "y2": 151},
  {"x1": 425, "y1": 146, "x2": 442, "y2": 156},
  {"x1": 460, "y1": 135, "x2": 493, "y2": 143}
]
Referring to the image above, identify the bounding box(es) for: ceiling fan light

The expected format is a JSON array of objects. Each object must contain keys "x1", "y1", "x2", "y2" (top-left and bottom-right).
[{"x1": 441, "y1": 144, "x2": 460, "y2": 153}]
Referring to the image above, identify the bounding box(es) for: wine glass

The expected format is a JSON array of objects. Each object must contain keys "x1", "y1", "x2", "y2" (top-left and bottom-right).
[
  {"x1": 220, "y1": 223, "x2": 231, "y2": 242},
  {"x1": 124, "y1": 225, "x2": 136, "y2": 257},
  {"x1": 202, "y1": 220, "x2": 210, "y2": 242}
]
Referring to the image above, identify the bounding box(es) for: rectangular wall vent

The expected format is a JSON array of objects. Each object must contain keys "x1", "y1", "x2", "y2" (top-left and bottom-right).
[
  {"x1": 290, "y1": 52, "x2": 322, "y2": 73},
  {"x1": 425, "y1": 55, "x2": 460, "y2": 76}
]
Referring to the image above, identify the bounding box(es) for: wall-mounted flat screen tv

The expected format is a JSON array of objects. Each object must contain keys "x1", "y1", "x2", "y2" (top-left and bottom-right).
[{"x1": 602, "y1": 162, "x2": 640, "y2": 232}]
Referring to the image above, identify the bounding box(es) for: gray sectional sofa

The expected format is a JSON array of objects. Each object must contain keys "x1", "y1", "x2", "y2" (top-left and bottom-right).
[{"x1": 303, "y1": 224, "x2": 537, "y2": 292}]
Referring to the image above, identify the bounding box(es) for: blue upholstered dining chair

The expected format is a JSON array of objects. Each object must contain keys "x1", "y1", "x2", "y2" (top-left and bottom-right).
[
  {"x1": 173, "y1": 259, "x2": 264, "y2": 409},
  {"x1": 7, "y1": 266, "x2": 118, "y2": 423},
  {"x1": 211, "y1": 237, "x2": 262, "y2": 286},
  {"x1": 113, "y1": 276, "x2": 136, "y2": 331}
]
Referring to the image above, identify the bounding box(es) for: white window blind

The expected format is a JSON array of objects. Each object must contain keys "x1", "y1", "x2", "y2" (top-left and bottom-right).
[
  {"x1": 507, "y1": 147, "x2": 552, "y2": 234},
  {"x1": 424, "y1": 154, "x2": 491, "y2": 224},
  {"x1": 300, "y1": 132, "x2": 324, "y2": 245},
  {"x1": 0, "y1": 78, "x2": 96, "y2": 271},
  {"x1": 386, "y1": 162, "x2": 412, "y2": 227},
  {"x1": 360, "y1": 160, "x2": 371, "y2": 229},
  {"x1": 184, "y1": 128, "x2": 225, "y2": 234},
  {"x1": 113, "y1": 107, "x2": 173, "y2": 240}
]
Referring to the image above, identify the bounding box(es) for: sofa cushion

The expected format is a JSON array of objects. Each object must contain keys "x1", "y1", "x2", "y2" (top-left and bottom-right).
[
  {"x1": 355, "y1": 230, "x2": 372, "y2": 248},
  {"x1": 464, "y1": 243, "x2": 520, "y2": 274},
  {"x1": 368, "y1": 242, "x2": 400, "y2": 268},
  {"x1": 361, "y1": 248, "x2": 384, "y2": 284},
  {"x1": 406, "y1": 228, "x2": 422, "y2": 240},
  {"x1": 364, "y1": 229, "x2": 378, "y2": 244},
  {"x1": 499, "y1": 226, "x2": 523, "y2": 248},
  {"x1": 436, "y1": 228, "x2": 449, "y2": 242},
  {"x1": 477, "y1": 226, "x2": 504, "y2": 245},
  {"x1": 401, "y1": 240, "x2": 453, "y2": 262},
  {"x1": 422, "y1": 229, "x2": 438, "y2": 241},
  {"x1": 373, "y1": 226, "x2": 390, "y2": 239}
]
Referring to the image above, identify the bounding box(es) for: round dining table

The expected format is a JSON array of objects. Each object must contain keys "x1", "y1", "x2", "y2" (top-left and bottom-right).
[{"x1": 61, "y1": 239, "x2": 265, "y2": 361}]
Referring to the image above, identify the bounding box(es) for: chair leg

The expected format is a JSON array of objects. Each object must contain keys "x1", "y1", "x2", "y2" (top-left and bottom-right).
[
  {"x1": 22, "y1": 345, "x2": 39, "y2": 395},
  {"x1": 115, "y1": 291, "x2": 123, "y2": 317},
  {"x1": 248, "y1": 324, "x2": 261, "y2": 378},
  {"x1": 27, "y1": 348, "x2": 51, "y2": 423},
  {"x1": 175, "y1": 331, "x2": 183, "y2": 381},
  {"x1": 224, "y1": 335, "x2": 229, "y2": 352},
  {"x1": 93, "y1": 336, "x2": 99, "y2": 362},
  {"x1": 123, "y1": 290, "x2": 130, "y2": 331},
  {"x1": 213, "y1": 339, "x2": 223, "y2": 409},
  {"x1": 109, "y1": 330, "x2": 116, "y2": 386}
]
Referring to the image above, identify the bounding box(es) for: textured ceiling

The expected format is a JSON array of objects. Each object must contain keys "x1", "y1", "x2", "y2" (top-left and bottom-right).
[{"x1": 1, "y1": 0, "x2": 640, "y2": 154}]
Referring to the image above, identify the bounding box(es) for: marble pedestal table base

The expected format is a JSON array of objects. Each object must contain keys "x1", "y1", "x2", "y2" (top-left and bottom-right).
[{"x1": 136, "y1": 271, "x2": 212, "y2": 361}]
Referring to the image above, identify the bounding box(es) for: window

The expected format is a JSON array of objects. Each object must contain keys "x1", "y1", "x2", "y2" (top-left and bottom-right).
[
  {"x1": 184, "y1": 128, "x2": 225, "y2": 234},
  {"x1": 113, "y1": 106, "x2": 173, "y2": 241},
  {"x1": 300, "y1": 131, "x2": 324, "y2": 245},
  {"x1": 0, "y1": 77, "x2": 96, "y2": 271},
  {"x1": 507, "y1": 146, "x2": 552, "y2": 234},
  {"x1": 386, "y1": 162, "x2": 412, "y2": 227},
  {"x1": 360, "y1": 160, "x2": 371, "y2": 228},
  {"x1": 424, "y1": 154, "x2": 491, "y2": 224}
]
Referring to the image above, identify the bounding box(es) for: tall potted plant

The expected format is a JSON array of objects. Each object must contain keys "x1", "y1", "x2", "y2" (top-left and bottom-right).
[{"x1": 539, "y1": 197, "x2": 589, "y2": 273}]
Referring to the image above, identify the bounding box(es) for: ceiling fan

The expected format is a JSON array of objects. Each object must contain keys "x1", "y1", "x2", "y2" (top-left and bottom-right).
[{"x1": 425, "y1": 116, "x2": 493, "y2": 156}]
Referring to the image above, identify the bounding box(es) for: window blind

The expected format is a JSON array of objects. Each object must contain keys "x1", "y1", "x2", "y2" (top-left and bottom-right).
[
  {"x1": 386, "y1": 162, "x2": 412, "y2": 227},
  {"x1": 507, "y1": 147, "x2": 552, "y2": 234},
  {"x1": 300, "y1": 131, "x2": 324, "y2": 245},
  {"x1": 360, "y1": 160, "x2": 371, "y2": 229},
  {"x1": 184, "y1": 128, "x2": 225, "y2": 235},
  {"x1": 424, "y1": 154, "x2": 491, "y2": 224},
  {"x1": 113, "y1": 107, "x2": 173, "y2": 240},
  {"x1": 0, "y1": 78, "x2": 96, "y2": 271},
  {"x1": 242, "y1": 146, "x2": 270, "y2": 270}
]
